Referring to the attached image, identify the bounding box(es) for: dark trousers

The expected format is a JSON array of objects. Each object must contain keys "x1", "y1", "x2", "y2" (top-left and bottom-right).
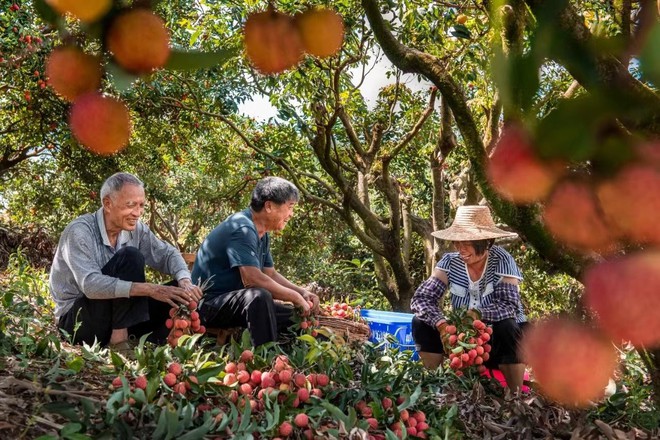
[
  {"x1": 199, "y1": 288, "x2": 293, "y2": 347},
  {"x1": 57, "y1": 246, "x2": 171, "y2": 346},
  {"x1": 412, "y1": 315, "x2": 528, "y2": 367}
]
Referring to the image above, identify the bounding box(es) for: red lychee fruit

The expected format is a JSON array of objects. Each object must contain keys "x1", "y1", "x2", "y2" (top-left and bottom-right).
[
  {"x1": 583, "y1": 251, "x2": 660, "y2": 347},
  {"x1": 294, "y1": 412, "x2": 309, "y2": 427},
  {"x1": 543, "y1": 178, "x2": 618, "y2": 253},
  {"x1": 279, "y1": 421, "x2": 293, "y2": 437},
  {"x1": 294, "y1": 8, "x2": 344, "y2": 58},
  {"x1": 134, "y1": 375, "x2": 147, "y2": 390},
  {"x1": 239, "y1": 349, "x2": 254, "y2": 363},
  {"x1": 244, "y1": 9, "x2": 303, "y2": 75},
  {"x1": 106, "y1": 8, "x2": 170, "y2": 74},
  {"x1": 168, "y1": 363, "x2": 183, "y2": 376},
  {"x1": 69, "y1": 93, "x2": 131, "y2": 156},
  {"x1": 520, "y1": 317, "x2": 617, "y2": 407},
  {"x1": 163, "y1": 373, "x2": 177, "y2": 387},
  {"x1": 597, "y1": 164, "x2": 660, "y2": 245},
  {"x1": 46, "y1": 46, "x2": 102, "y2": 102},
  {"x1": 487, "y1": 125, "x2": 562, "y2": 204}
]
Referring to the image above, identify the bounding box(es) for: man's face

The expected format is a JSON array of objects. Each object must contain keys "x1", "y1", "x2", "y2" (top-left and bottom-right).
[
  {"x1": 103, "y1": 184, "x2": 145, "y2": 232},
  {"x1": 265, "y1": 200, "x2": 296, "y2": 232}
]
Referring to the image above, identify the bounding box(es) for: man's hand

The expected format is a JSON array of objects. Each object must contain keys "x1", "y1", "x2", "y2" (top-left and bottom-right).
[
  {"x1": 178, "y1": 278, "x2": 203, "y2": 303},
  {"x1": 301, "y1": 291, "x2": 320, "y2": 314},
  {"x1": 294, "y1": 293, "x2": 312, "y2": 316},
  {"x1": 149, "y1": 284, "x2": 195, "y2": 308}
]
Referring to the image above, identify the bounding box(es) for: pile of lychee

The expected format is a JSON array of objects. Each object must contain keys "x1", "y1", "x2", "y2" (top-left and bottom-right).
[
  {"x1": 320, "y1": 301, "x2": 361, "y2": 320},
  {"x1": 43, "y1": 2, "x2": 171, "y2": 156},
  {"x1": 444, "y1": 317, "x2": 492, "y2": 376},
  {"x1": 356, "y1": 397, "x2": 430, "y2": 439},
  {"x1": 165, "y1": 300, "x2": 206, "y2": 347},
  {"x1": 244, "y1": 6, "x2": 344, "y2": 75}
]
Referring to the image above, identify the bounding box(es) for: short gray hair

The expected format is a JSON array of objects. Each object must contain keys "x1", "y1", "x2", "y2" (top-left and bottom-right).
[
  {"x1": 250, "y1": 176, "x2": 299, "y2": 211},
  {"x1": 100, "y1": 172, "x2": 144, "y2": 201}
]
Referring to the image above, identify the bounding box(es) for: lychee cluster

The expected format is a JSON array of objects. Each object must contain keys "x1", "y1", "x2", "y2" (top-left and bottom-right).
[
  {"x1": 356, "y1": 397, "x2": 430, "y2": 439},
  {"x1": 244, "y1": 6, "x2": 344, "y2": 75},
  {"x1": 443, "y1": 312, "x2": 492, "y2": 376},
  {"x1": 165, "y1": 300, "x2": 206, "y2": 347},
  {"x1": 43, "y1": 3, "x2": 171, "y2": 156}
]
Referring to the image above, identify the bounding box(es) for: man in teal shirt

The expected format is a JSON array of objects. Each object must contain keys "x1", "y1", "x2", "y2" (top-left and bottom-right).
[{"x1": 192, "y1": 176, "x2": 320, "y2": 346}]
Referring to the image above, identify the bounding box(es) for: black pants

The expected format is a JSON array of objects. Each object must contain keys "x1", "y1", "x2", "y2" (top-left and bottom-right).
[
  {"x1": 412, "y1": 315, "x2": 528, "y2": 367},
  {"x1": 199, "y1": 288, "x2": 293, "y2": 347},
  {"x1": 57, "y1": 246, "x2": 171, "y2": 346}
]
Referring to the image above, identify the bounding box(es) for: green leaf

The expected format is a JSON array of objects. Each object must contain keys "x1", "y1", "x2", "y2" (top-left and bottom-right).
[
  {"x1": 60, "y1": 422, "x2": 82, "y2": 436},
  {"x1": 319, "y1": 401, "x2": 349, "y2": 425},
  {"x1": 33, "y1": 0, "x2": 59, "y2": 24},
  {"x1": 164, "y1": 47, "x2": 240, "y2": 72},
  {"x1": 197, "y1": 365, "x2": 224, "y2": 382},
  {"x1": 41, "y1": 402, "x2": 80, "y2": 423},
  {"x1": 66, "y1": 356, "x2": 85, "y2": 373},
  {"x1": 106, "y1": 63, "x2": 140, "y2": 93},
  {"x1": 396, "y1": 385, "x2": 422, "y2": 411},
  {"x1": 639, "y1": 23, "x2": 660, "y2": 85},
  {"x1": 178, "y1": 417, "x2": 214, "y2": 440}
]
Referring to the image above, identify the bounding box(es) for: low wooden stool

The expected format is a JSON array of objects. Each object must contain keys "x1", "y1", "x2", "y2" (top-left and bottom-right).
[{"x1": 206, "y1": 327, "x2": 243, "y2": 345}]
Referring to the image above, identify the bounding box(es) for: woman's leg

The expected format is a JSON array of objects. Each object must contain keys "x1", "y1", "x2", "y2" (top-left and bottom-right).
[{"x1": 412, "y1": 316, "x2": 445, "y2": 369}]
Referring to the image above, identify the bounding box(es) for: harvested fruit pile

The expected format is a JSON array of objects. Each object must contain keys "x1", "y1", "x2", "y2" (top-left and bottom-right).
[{"x1": 319, "y1": 301, "x2": 363, "y2": 321}]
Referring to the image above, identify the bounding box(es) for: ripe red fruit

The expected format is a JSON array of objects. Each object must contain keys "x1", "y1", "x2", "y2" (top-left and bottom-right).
[
  {"x1": 165, "y1": 318, "x2": 173, "y2": 329},
  {"x1": 188, "y1": 300, "x2": 198, "y2": 310},
  {"x1": 190, "y1": 311, "x2": 199, "y2": 321},
  {"x1": 197, "y1": 325, "x2": 206, "y2": 334},
  {"x1": 382, "y1": 397, "x2": 393, "y2": 410},
  {"x1": 294, "y1": 413, "x2": 309, "y2": 428},
  {"x1": 543, "y1": 179, "x2": 618, "y2": 253},
  {"x1": 279, "y1": 369, "x2": 292, "y2": 384},
  {"x1": 69, "y1": 93, "x2": 131, "y2": 155},
  {"x1": 597, "y1": 164, "x2": 660, "y2": 245},
  {"x1": 237, "y1": 370, "x2": 250, "y2": 384},
  {"x1": 293, "y1": 373, "x2": 307, "y2": 388},
  {"x1": 223, "y1": 373, "x2": 237, "y2": 386},
  {"x1": 316, "y1": 373, "x2": 329, "y2": 387},
  {"x1": 520, "y1": 317, "x2": 617, "y2": 407},
  {"x1": 445, "y1": 324, "x2": 457, "y2": 335},
  {"x1": 250, "y1": 369, "x2": 262, "y2": 384},
  {"x1": 106, "y1": 8, "x2": 170, "y2": 74},
  {"x1": 112, "y1": 376, "x2": 123, "y2": 388},
  {"x1": 244, "y1": 9, "x2": 303, "y2": 75},
  {"x1": 295, "y1": 8, "x2": 344, "y2": 58},
  {"x1": 239, "y1": 383, "x2": 253, "y2": 395},
  {"x1": 279, "y1": 421, "x2": 293, "y2": 437},
  {"x1": 297, "y1": 388, "x2": 310, "y2": 402},
  {"x1": 46, "y1": 46, "x2": 102, "y2": 102},
  {"x1": 583, "y1": 251, "x2": 660, "y2": 347},
  {"x1": 134, "y1": 375, "x2": 147, "y2": 390},
  {"x1": 163, "y1": 373, "x2": 177, "y2": 387},
  {"x1": 488, "y1": 125, "x2": 562, "y2": 203},
  {"x1": 168, "y1": 363, "x2": 183, "y2": 376},
  {"x1": 239, "y1": 349, "x2": 254, "y2": 363},
  {"x1": 173, "y1": 382, "x2": 187, "y2": 395}
]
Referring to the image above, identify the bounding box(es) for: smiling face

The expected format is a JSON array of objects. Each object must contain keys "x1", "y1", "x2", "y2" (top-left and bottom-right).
[
  {"x1": 102, "y1": 183, "x2": 145, "y2": 233},
  {"x1": 453, "y1": 241, "x2": 489, "y2": 267},
  {"x1": 265, "y1": 200, "x2": 297, "y2": 232}
]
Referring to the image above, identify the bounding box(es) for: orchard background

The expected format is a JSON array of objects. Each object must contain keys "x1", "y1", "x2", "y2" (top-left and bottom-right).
[{"x1": 0, "y1": 0, "x2": 659, "y2": 438}]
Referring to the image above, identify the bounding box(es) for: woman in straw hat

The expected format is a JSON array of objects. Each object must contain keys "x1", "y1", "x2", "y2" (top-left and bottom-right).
[{"x1": 411, "y1": 205, "x2": 527, "y2": 392}]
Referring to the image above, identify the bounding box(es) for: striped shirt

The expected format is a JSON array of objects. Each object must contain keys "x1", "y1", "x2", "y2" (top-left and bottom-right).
[
  {"x1": 411, "y1": 245, "x2": 527, "y2": 326},
  {"x1": 49, "y1": 208, "x2": 191, "y2": 317}
]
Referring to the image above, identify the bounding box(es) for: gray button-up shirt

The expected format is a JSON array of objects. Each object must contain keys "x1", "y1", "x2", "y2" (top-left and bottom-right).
[{"x1": 49, "y1": 208, "x2": 191, "y2": 317}]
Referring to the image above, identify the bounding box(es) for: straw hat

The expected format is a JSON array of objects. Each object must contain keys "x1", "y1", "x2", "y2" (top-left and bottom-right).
[{"x1": 431, "y1": 205, "x2": 518, "y2": 241}]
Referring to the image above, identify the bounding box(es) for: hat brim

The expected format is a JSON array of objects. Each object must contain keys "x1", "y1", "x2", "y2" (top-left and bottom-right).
[{"x1": 431, "y1": 225, "x2": 518, "y2": 241}]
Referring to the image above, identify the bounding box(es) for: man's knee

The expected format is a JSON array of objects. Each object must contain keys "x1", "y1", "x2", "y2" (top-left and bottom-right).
[
  {"x1": 244, "y1": 288, "x2": 274, "y2": 309},
  {"x1": 115, "y1": 246, "x2": 145, "y2": 265}
]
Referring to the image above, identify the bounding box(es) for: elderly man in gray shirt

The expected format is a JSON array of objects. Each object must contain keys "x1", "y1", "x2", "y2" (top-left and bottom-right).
[{"x1": 49, "y1": 172, "x2": 202, "y2": 352}]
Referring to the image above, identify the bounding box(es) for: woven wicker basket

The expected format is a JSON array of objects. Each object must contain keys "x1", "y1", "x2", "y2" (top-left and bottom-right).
[{"x1": 317, "y1": 316, "x2": 370, "y2": 343}]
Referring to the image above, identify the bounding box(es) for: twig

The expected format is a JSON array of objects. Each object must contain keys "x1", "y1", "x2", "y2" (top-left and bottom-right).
[
  {"x1": 9, "y1": 378, "x2": 105, "y2": 403},
  {"x1": 31, "y1": 415, "x2": 63, "y2": 430}
]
